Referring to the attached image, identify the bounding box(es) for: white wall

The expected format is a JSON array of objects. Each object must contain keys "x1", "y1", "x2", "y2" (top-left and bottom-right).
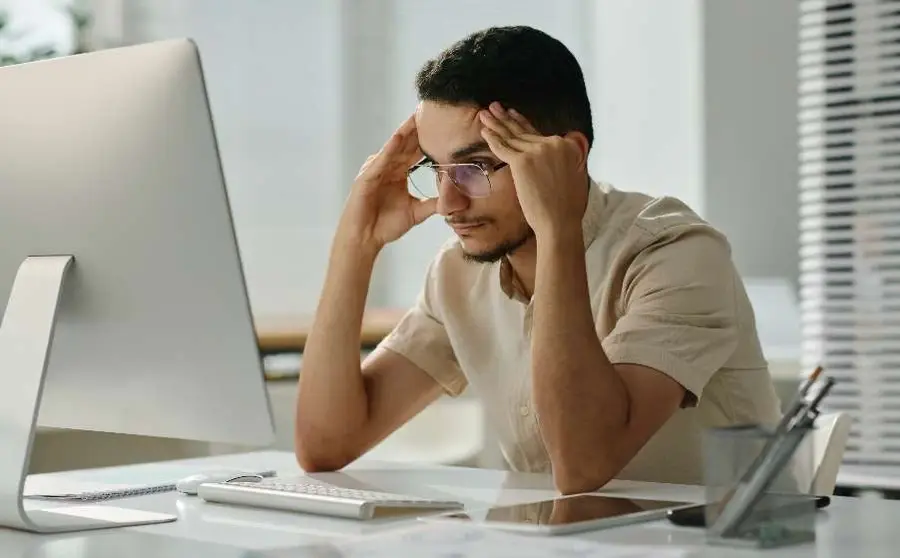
[
  {"x1": 116, "y1": 0, "x2": 596, "y2": 312},
  {"x1": 110, "y1": 0, "x2": 799, "y2": 315},
  {"x1": 591, "y1": 0, "x2": 799, "y2": 286},
  {"x1": 122, "y1": 0, "x2": 345, "y2": 317},
  {"x1": 702, "y1": 0, "x2": 799, "y2": 283},
  {"x1": 590, "y1": 0, "x2": 705, "y2": 213}
]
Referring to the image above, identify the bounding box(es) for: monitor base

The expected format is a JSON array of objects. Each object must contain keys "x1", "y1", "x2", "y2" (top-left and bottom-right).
[
  {"x1": 22, "y1": 507, "x2": 176, "y2": 533},
  {"x1": 0, "y1": 256, "x2": 177, "y2": 532}
]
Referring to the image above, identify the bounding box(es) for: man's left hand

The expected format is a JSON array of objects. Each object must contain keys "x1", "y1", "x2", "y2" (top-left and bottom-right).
[{"x1": 479, "y1": 102, "x2": 588, "y2": 240}]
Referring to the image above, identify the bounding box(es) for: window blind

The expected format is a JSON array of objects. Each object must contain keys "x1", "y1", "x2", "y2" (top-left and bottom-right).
[{"x1": 799, "y1": 0, "x2": 900, "y2": 465}]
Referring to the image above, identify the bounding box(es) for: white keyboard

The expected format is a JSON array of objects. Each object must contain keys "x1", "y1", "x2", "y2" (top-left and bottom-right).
[{"x1": 196, "y1": 477, "x2": 464, "y2": 520}]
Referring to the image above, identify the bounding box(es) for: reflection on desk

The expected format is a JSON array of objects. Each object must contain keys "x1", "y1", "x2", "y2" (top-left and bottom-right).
[
  {"x1": 480, "y1": 494, "x2": 676, "y2": 525},
  {"x1": 255, "y1": 308, "x2": 406, "y2": 354},
  {"x1": 8, "y1": 451, "x2": 900, "y2": 557},
  {"x1": 287, "y1": 522, "x2": 689, "y2": 558}
]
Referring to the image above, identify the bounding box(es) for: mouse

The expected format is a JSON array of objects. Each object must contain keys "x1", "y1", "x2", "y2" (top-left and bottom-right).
[{"x1": 176, "y1": 470, "x2": 263, "y2": 495}]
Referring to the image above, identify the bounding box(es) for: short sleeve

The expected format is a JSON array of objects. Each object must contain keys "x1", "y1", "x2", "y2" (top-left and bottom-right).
[
  {"x1": 377, "y1": 257, "x2": 468, "y2": 397},
  {"x1": 602, "y1": 225, "x2": 739, "y2": 405}
]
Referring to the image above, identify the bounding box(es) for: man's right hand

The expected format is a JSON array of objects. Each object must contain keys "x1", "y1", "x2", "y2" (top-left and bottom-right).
[
  {"x1": 297, "y1": 114, "x2": 444, "y2": 473},
  {"x1": 336, "y1": 114, "x2": 437, "y2": 251}
]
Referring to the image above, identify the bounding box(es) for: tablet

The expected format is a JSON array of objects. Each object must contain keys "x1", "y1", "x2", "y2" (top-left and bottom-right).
[{"x1": 423, "y1": 493, "x2": 695, "y2": 536}]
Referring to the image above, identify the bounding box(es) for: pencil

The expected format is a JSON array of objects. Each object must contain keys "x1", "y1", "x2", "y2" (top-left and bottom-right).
[{"x1": 800, "y1": 366, "x2": 823, "y2": 395}]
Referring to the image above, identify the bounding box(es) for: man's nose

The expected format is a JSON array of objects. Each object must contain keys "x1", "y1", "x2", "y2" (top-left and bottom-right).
[{"x1": 436, "y1": 174, "x2": 470, "y2": 216}]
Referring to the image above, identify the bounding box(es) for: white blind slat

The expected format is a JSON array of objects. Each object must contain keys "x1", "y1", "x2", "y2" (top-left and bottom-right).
[
  {"x1": 799, "y1": 0, "x2": 900, "y2": 467},
  {"x1": 800, "y1": 168, "x2": 900, "y2": 188},
  {"x1": 800, "y1": 48, "x2": 900, "y2": 70}
]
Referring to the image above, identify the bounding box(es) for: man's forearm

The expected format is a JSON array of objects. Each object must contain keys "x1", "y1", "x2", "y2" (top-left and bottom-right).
[
  {"x1": 532, "y1": 231, "x2": 631, "y2": 493},
  {"x1": 295, "y1": 234, "x2": 380, "y2": 470}
]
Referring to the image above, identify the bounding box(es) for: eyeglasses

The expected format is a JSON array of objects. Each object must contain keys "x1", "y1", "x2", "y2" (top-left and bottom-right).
[{"x1": 407, "y1": 158, "x2": 508, "y2": 199}]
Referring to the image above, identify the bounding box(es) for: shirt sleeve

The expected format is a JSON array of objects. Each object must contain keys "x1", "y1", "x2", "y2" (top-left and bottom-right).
[
  {"x1": 601, "y1": 224, "x2": 740, "y2": 405},
  {"x1": 377, "y1": 256, "x2": 468, "y2": 397}
]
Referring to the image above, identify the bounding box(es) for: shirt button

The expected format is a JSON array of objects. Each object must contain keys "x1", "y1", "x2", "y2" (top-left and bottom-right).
[{"x1": 519, "y1": 406, "x2": 530, "y2": 417}]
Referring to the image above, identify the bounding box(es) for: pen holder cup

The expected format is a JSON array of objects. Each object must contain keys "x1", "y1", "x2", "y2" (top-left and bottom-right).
[{"x1": 702, "y1": 424, "x2": 816, "y2": 549}]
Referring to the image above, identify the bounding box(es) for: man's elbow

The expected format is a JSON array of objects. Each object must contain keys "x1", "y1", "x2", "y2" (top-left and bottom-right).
[
  {"x1": 293, "y1": 432, "x2": 358, "y2": 473},
  {"x1": 552, "y1": 459, "x2": 618, "y2": 495},
  {"x1": 553, "y1": 471, "x2": 614, "y2": 495},
  {"x1": 294, "y1": 449, "x2": 346, "y2": 473}
]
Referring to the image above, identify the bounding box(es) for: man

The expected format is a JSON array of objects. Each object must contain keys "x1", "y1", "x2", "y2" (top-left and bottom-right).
[{"x1": 295, "y1": 25, "x2": 782, "y2": 493}]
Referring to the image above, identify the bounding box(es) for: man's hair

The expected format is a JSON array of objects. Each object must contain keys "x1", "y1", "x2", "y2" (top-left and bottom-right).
[{"x1": 415, "y1": 26, "x2": 593, "y2": 147}]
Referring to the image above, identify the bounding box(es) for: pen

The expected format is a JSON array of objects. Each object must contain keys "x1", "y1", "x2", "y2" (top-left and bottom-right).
[
  {"x1": 788, "y1": 377, "x2": 835, "y2": 431},
  {"x1": 809, "y1": 376, "x2": 835, "y2": 410},
  {"x1": 801, "y1": 366, "x2": 824, "y2": 395},
  {"x1": 779, "y1": 366, "x2": 823, "y2": 434},
  {"x1": 710, "y1": 375, "x2": 835, "y2": 538},
  {"x1": 731, "y1": 366, "x2": 824, "y2": 486}
]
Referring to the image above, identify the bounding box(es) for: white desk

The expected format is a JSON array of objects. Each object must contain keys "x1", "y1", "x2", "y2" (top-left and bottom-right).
[
  {"x1": 838, "y1": 464, "x2": 900, "y2": 495},
  {"x1": 4, "y1": 451, "x2": 899, "y2": 557}
]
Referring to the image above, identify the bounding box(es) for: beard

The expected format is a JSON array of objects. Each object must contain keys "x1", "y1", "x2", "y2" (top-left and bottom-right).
[{"x1": 462, "y1": 225, "x2": 535, "y2": 264}]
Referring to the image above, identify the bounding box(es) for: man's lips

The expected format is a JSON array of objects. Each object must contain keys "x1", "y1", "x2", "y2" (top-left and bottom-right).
[{"x1": 449, "y1": 222, "x2": 486, "y2": 234}]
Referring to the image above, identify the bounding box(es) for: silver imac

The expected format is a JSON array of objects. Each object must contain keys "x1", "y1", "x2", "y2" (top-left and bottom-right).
[{"x1": 0, "y1": 39, "x2": 275, "y2": 532}]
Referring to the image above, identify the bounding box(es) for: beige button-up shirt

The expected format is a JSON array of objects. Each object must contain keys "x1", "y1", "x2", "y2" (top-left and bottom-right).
[{"x1": 379, "y1": 180, "x2": 782, "y2": 485}]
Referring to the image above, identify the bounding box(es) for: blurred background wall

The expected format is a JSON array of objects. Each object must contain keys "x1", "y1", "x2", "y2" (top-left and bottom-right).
[
  {"x1": 75, "y1": 0, "x2": 799, "y2": 324},
  {"x1": 0, "y1": 0, "x2": 806, "y2": 472}
]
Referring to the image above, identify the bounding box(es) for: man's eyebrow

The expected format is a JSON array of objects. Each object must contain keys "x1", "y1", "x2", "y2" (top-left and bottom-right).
[
  {"x1": 451, "y1": 141, "x2": 493, "y2": 161},
  {"x1": 418, "y1": 141, "x2": 494, "y2": 165}
]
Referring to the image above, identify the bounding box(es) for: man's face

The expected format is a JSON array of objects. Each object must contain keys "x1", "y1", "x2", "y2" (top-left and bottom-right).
[{"x1": 415, "y1": 101, "x2": 533, "y2": 263}]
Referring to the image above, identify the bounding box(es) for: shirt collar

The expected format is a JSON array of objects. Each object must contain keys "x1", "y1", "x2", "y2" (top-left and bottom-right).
[{"x1": 499, "y1": 178, "x2": 607, "y2": 301}]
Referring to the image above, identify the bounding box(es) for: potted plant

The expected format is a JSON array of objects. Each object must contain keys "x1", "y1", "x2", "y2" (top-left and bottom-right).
[{"x1": 0, "y1": 0, "x2": 91, "y2": 67}]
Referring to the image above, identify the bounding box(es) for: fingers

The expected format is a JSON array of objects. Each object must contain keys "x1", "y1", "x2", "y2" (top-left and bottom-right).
[
  {"x1": 489, "y1": 102, "x2": 531, "y2": 136},
  {"x1": 488, "y1": 102, "x2": 540, "y2": 136},
  {"x1": 396, "y1": 125, "x2": 423, "y2": 168},
  {"x1": 479, "y1": 102, "x2": 542, "y2": 161},
  {"x1": 387, "y1": 113, "x2": 421, "y2": 165},
  {"x1": 480, "y1": 114, "x2": 530, "y2": 153},
  {"x1": 507, "y1": 107, "x2": 539, "y2": 134},
  {"x1": 411, "y1": 196, "x2": 438, "y2": 225},
  {"x1": 483, "y1": 102, "x2": 523, "y2": 136},
  {"x1": 480, "y1": 127, "x2": 520, "y2": 162},
  {"x1": 395, "y1": 112, "x2": 417, "y2": 135},
  {"x1": 479, "y1": 103, "x2": 542, "y2": 152},
  {"x1": 380, "y1": 114, "x2": 417, "y2": 158},
  {"x1": 365, "y1": 113, "x2": 422, "y2": 176}
]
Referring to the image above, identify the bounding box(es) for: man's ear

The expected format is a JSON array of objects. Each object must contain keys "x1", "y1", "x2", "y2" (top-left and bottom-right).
[{"x1": 563, "y1": 131, "x2": 591, "y2": 170}]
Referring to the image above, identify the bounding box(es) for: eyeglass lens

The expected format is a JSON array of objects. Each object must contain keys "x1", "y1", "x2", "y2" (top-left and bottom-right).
[{"x1": 408, "y1": 164, "x2": 492, "y2": 199}]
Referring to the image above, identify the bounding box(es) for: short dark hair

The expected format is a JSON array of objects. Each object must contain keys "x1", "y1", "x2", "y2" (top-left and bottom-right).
[{"x1": 415, "y1": 26, "x2": 593, "y2": 147}]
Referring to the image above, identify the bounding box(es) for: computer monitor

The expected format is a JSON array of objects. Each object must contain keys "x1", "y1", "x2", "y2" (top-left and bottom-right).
[{"x1": 0, "y1": 39, "x2": 275, "y2": 532}]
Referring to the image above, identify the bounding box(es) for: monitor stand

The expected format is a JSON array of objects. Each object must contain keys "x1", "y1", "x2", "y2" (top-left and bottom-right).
[{"x1": 0, "y1": 256, "x2": 176, "y2": 533}]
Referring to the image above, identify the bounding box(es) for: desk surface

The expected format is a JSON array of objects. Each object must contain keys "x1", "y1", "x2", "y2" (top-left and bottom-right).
[
  {"x1": 255, "y1": 308, "x2": 405, "y2": 353},
  {"x1": 838, "y1": 464, "x2": 900, "y2": 491},
  {"x1": 5, "y1": 451, "x2": 900, "y2": 557}
]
